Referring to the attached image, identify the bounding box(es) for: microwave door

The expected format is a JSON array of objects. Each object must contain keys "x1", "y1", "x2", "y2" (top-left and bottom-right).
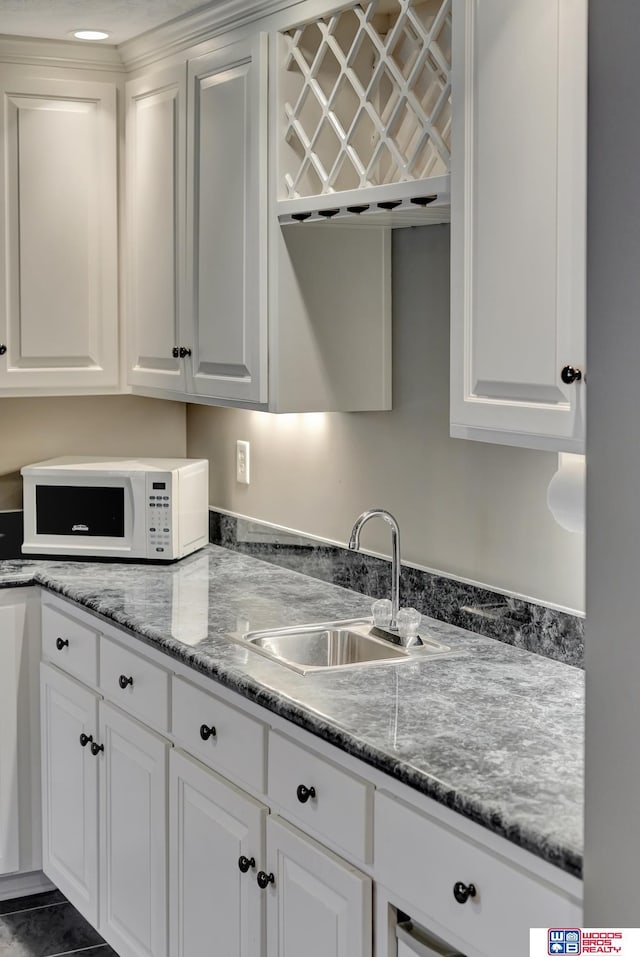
[
  {"x1": 35, "y1": 485, "x2": 126, "y2": 538},
  {"x1": 25, "y1": 473, "x2": 147, "y2": 557}
]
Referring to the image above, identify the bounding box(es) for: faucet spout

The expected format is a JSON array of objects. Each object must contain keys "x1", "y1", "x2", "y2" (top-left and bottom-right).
[{"x1": 348, "y1": 509, "x2": 401, "y2": 629}]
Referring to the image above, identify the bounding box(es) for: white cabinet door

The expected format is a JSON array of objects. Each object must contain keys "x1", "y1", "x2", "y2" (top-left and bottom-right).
[
  {"x1": 0, "y1": 71, "x2": 118, "y2": 392},
  {"x1": 265, "y1": 816, "x2": 371, "y2": 957},
  {"x1": 0, "y1": 602, "x2": 23, "y2": 875},
  {"x1": 185, "y1": 34, "x2": 268, "y2": 404},
  {"x1": 98, "y1": 701, "x2": 169, "y2": 957},
  {"x1": 40, "y1": 663, "x2": 99, "y2": 925},
  {"x1": 169, "y1": 748, "x2": 266, "y2": 957},
  {"x1": 450, "y1": 0, "x2": 587, "y2": 452},
  {"x1": 126, "y1": 64, "x2": 187, "y2": 394}
]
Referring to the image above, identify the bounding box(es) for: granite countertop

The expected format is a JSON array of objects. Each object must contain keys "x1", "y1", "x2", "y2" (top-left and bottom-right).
[{"x1": 0, "y1": 545, "x2": 584, "y2": 879}]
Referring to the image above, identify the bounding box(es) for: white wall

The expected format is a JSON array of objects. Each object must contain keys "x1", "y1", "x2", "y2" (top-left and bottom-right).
[
  {"x1": 584, "y1": 0, "x2": 640, "y2": 922},
  {"x1": 188, "y1": 225, "x2": 585, "y2": 612},
  {"x1": 0, "y1": 395, "x2": 187, "y2": 510}
]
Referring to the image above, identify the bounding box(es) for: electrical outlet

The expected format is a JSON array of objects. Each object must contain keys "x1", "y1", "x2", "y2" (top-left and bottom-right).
[{"x1": 236, "y1": 440, "x2": 250, "y2": 485}]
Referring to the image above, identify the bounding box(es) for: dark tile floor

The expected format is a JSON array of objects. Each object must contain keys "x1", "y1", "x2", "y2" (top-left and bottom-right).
[{"x1": 0, "y1": 890, "x2": 118, "y2": 957}]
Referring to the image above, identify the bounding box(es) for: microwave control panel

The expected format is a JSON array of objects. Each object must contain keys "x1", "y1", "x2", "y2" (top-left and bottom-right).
[{"x1": 146, "y1": 474, "x2": 173, "y2": 557}]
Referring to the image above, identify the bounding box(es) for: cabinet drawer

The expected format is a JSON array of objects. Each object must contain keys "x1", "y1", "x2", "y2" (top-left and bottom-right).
[
  {"x1": 375, "y1": 792, "x2": 582, "y2": 957},
  {"x1": 171, "y1": 676, "x2": 266, "y2": 793},
  {"x1": 42, "y1": 602, "x2": 99, "y2": 686},
  {"x1": 99, "y1": 636, "x2": 170, "y2": 731},
  {"x1": 268, "y1": 731, "x2": 373, "y2": 865}
]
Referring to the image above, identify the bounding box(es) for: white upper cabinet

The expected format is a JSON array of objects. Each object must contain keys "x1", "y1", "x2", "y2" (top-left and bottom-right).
[
  {"x1": 0, "y1": 69, "x2": 119, "y2": 394},
  {"x1": 127, "y1": 37, "x2": 268, "y2": 406},
  {"x1": 450, "y1": 0, "x2": 587, "y2": 452},
  {"x1": 126, "y1": 23, "x2": 392, "y2": 413},
  {"x1": 186, "y1": 35, "x2": 268, "y2": 404},
  {"x1": 126, "y1": 64, "x2": 187, "y2": 395}
]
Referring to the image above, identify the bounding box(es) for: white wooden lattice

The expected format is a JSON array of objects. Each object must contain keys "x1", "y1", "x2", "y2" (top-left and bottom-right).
[{"x1": 280, "y1": 0, "x2": 452, "y2": 200}]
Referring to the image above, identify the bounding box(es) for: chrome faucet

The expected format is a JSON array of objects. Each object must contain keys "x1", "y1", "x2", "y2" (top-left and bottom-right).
[{"x1": 348, "y1": 509, "x2": 401, "y2": 629}]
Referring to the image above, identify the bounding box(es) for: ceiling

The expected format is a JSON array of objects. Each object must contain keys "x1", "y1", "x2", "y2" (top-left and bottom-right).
[{"x1": 0, "y1": 0, "x2": 223, "y2": 46}]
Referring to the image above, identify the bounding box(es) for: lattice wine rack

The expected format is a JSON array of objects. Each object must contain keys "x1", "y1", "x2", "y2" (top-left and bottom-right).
[{"x1": 277, "y1": 0, "x2": 452, "y2": 224}]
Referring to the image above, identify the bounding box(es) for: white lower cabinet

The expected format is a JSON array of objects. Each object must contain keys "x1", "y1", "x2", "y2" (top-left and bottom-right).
[
  {"x1": 99, "y1": 701, "x2": 169, "y2": 957},
  {"x1": 0, "y1": 590, "x2": 41, "y2": 882},
  {"x1": 168, "y1": 745, "x2": 371, "y2": 957},
  {"x1": 40, "y1": 661, "x2": 169, "y2": 957},
  {"x1": 0, "y1": 610, "x2": 20, "y2": 876},
  {"x1": 265, "y1": 815, "x2": 372, "y2": 957},
  {"x1": 40, "y1": 663, "x2": 99, "y2": 924},
  {"x1": 268, "y1": 731, "x2": 372, "y2": 866},
  {"x1": 375, "y1": 791, "x2": 582, "y2": 957},
  {"x1": 169, "y1": 683, "x2": 371, "y2": 957},
  {"x1": 169, "y1": 748, "x2": 266, "y2": 957},
  {"x1": 39, "y1": 597, "x2": 581, "y2": 957}
]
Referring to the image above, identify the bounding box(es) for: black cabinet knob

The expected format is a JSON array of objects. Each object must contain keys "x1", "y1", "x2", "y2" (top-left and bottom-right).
[
  {"x1": 296, "y1": 784, "x2": 316, "y2": 804},
  {"x1": 90, "y1": 741, "x2": 104, "y2": 756},
  {"x1": 79, "y1": 733, "x2": 93, "y2": 748},
  {"x1": 172, "y1": 347, "x2": 180, "y2": 358},
  {"x1": 56, "y1": 637, "x2": 69, "y2": 651},
  {"x1": 238, "y1": 856, "x2": 255, "y2": 874},
  {"x1": 118, "y1": 674, "x2": 133, "y2": 690},
  {"x1": 453, "y1": 881, "x2": 477, "y2": 904},
  {"x1": 178, "y1": 346, "x2": 192, "y2": 358},
  {"x1": 200, "y1": 724, "x2": 216, "y2": 741},
  {"x1": 0, "y1": 345, "x2": 6, "y2": 356},
  {"x1": 561, "y1": 365, "x2": 583, "y2": 384},
  {"x1": 257, "y1": 871, "x2": 275, "y2": 889}
]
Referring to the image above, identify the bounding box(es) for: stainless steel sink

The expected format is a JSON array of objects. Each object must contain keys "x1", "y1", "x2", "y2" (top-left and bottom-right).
[{"x1": 230, "y1": 618, "x2": 454, "y2": 675}]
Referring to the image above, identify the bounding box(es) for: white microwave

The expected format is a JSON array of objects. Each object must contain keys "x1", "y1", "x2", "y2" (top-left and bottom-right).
[{"x1": 21, "y1": 457, "x2": 209, "y2": 561}]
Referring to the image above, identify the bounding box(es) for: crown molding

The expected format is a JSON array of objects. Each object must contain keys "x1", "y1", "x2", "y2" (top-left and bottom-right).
[
  {"x1": 0, "y1": 34, "x2": 125, "y2": 72},
  {"x1": 119, "y1": 0, "x2": 301, "y2": 71}
]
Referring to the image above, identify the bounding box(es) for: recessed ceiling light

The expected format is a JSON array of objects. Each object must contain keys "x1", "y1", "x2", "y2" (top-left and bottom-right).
[{"x1": 72, "y1": 29, "x2": 110, "y2": 41}]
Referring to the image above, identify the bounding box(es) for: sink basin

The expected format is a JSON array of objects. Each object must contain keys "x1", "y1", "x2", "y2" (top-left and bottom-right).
[{"x1": 231, "y1": 618, "x2": 454, "y2": 675}]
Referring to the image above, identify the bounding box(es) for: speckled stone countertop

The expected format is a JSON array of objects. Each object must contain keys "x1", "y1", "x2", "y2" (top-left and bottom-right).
[{"x1": 0, "y1": 546, "x2": 584, "y2": 879}]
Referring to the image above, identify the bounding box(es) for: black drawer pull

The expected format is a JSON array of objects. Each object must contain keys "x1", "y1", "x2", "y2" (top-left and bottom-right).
[
  {"x1": 238, "y1": 856, "x2": 255, "y2": 873},
  {"x1": 79, "y1": 733, "x2": 93, "y2": 748},
  {"x1": 200, "y1": 724, "x2": 216, "y2": 741},
  {"x1": 453, "y1": 881, "x2": 477, "y2": 904},
  {"x1": 56, "y1": 637, "x2": 69, "y2": 651},
  {"x1": 90, "y1": 741, "x2": 104, "y2": 756},
  {"x1": 257, "y1": 871, "x2": 275, "y2": 889},
  {"x1": 118, "y1": 674, "x2": 133, "y2": 690},
  {"x1": 296, "y1": 784, "x2": 316, "y2": 804}
]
